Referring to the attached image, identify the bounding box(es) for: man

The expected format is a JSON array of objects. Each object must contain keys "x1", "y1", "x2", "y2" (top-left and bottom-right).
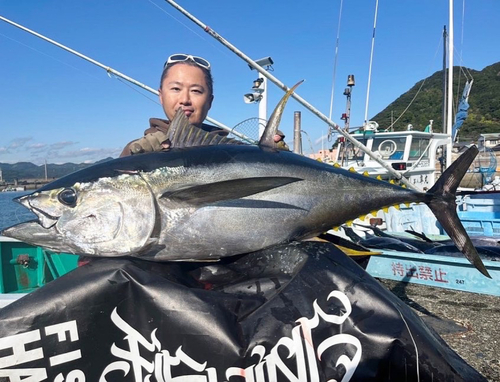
[
  {"x1": 120, "y1": 54, "x2": 220, "y2": 156},
  {"x1": 274, "y1": 129, "x2": 290, "y2": 151},
  {"x1": 78, "y1": 54, "x2": 219, "y2": 267}
]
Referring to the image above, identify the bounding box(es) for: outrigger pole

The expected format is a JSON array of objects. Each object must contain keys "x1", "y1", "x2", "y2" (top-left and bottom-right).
[
  {"x1": 164, "y1": 0, "x2": 418, "y2": 190},
  {"x1": 0, "y1": 15, "x2": 254, "y2": 144}
]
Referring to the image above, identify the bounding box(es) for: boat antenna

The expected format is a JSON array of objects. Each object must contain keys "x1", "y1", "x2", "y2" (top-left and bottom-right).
[
  {"x1": 0, "y1": 15, "x2": 255, "y2": 143},
  {"x1": 164, "y1": 0, "x2": 418, "y2": 190},
  {"x1": 325, "y1": 0, "x2": 344, "y2": 158},
  {"x1": 364, "y1": 0, "x2": 379, "y2": 127},
  {"x1": 328, "y1": 0, "x2": 344, "y2": 122}
]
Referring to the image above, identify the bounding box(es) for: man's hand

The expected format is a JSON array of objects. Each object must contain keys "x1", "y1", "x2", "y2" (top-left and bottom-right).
[{"x1": 129, "y1": 130, "x2": 171, "y2": 154}]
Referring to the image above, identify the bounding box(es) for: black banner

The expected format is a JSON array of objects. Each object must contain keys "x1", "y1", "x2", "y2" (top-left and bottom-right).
[{"x1": 0, "y1": 242, "x2": 485, "y2": 381}]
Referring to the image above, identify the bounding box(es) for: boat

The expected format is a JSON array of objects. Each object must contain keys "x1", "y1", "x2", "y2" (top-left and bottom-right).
[
  {"x1": 329, "y1": 123, "x2": 450, "y2": 191},
  {"x1": 2, "y1": 186, "x2": 26, "y2": 192},
  {"x1": 302, "y1": 0, "x2": 500, "y2": 297},
  {"x1": 0, "y1": 235, "x2": 78, "y2": 307}
]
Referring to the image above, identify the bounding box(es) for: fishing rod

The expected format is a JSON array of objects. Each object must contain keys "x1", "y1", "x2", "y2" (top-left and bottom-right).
[
  {"x1": 0, "y1": 15, "x2": 255, "y2": 144},
  {"x1": 164, "y1": 0, "x2": 419, "y2": 190}
]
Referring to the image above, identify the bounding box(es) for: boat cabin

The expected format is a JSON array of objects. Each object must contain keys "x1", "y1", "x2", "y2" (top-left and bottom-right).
[{"x1": 333, "y1": 130, "x2": 451, "y2": 191}]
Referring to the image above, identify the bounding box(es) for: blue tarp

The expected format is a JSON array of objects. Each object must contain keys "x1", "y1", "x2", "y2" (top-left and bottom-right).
[{"x1": 452, "y1": 80, "x2": 473, "y2": 142}]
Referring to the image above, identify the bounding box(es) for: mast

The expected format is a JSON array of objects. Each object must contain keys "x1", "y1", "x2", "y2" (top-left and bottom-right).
[
  {"x1": 328, "y1": 0, "x2": 344, "y2": 121},
  {"x1": 446, "y1": 0, "x2": 454, "y2": 168},
  {"x1": 326, "y1": 0, "x2": 344, "y2": 160},
  {"x1": 364, "y1": 0, "x2": 379, "y2": 126},
  {"x1": 442, "y1": 25, "x2": 448, "y2": 134}
]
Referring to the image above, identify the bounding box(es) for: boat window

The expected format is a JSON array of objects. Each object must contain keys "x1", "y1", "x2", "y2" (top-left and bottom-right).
[
  {"x1": 373, "y1": 137, "x2": 406, "y2": 160},
  {"x1": 337, "y1": 138, "x2": 367, "y2": 162},
  {"x1": 409, "y1": 138, "x2": 430, "y2": 160}
]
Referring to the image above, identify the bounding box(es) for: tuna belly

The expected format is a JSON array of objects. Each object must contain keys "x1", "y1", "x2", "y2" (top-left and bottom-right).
[{"x1": 153, "y1": 201, "x2": 314, "y2": 261}]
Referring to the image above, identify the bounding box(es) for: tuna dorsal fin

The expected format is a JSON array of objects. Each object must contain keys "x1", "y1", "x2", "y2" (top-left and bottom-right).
[
  {"x1": 259, "y1": 80, "x2": 304, "y2": 148},
  {"x1": 160, "y1": 176, "x2": 301, "y2": 206},
  {"x1": 167, "y1": 108, "x2": 244, "y2": 148}
]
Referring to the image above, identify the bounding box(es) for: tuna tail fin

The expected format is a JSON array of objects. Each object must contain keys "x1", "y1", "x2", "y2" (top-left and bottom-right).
[
  {"x1": 259, "y1": 80, "x2": 304, "y2": 148},
  {"x1": 427, "y1": 145, "x2": 490, "y2": 278}
]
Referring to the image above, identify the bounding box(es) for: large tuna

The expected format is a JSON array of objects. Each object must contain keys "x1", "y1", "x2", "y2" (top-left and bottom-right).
[{"x1": 1, "y1": 83, "x2": 490, "y2": 277}]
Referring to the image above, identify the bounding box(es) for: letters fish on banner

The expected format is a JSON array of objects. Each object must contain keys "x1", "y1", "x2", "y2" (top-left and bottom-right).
[{"x1": 0, "y1": 242, "x2": 486, "y2": 381}]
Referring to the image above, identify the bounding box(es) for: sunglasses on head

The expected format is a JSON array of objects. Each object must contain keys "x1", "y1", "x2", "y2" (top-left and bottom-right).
[{"x1": 164, "y1": 54, "x2": 211, "y2": 71}]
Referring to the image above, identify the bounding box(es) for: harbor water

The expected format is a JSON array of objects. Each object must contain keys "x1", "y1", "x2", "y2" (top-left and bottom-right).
[{"x1": 0, "y1": 191, "x2": 35, "y2": 232}]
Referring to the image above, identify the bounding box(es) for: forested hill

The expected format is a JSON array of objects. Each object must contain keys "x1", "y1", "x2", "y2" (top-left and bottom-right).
[
  {"x1": 370, "y1": 61, "x2": 500, "y2": 139},
  {"x1": 0, "y1": 158, "x2": 113, "y2": 182}
]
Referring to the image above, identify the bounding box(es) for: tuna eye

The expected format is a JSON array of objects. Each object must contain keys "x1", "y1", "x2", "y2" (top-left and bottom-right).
[{"x1": 58, "y1": 188, "x2": 77, "y2": 207}]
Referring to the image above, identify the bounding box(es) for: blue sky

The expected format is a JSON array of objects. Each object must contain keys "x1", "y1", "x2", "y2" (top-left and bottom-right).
[{"x1": 0, "y1": 0, "x2": 499, "y2": 165}]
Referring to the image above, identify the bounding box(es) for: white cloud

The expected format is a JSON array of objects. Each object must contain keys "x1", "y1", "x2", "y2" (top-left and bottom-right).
[
  {"x1": 9, "y1": 137, "x2": 33, "y2": 149},
  {"x1": 29, "y1": 143, "x2": 48, "y2": 150},
  {"x1": 49, "y1": 141, "x2": 78, "y2": 150}
]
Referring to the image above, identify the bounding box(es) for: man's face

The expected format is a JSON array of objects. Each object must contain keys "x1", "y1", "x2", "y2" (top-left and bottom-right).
[{"x1": 159, "y1": 63, "x2": 213, "y2": 127}]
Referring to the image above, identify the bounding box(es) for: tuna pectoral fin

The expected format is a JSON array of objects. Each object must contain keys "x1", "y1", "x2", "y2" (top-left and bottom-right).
[
  {"x1": 427, "y1": 145, "x2": 490, "y2": 278},
  {"x1": 161, "y1": 176, "x2": 302, "y2": 206}
]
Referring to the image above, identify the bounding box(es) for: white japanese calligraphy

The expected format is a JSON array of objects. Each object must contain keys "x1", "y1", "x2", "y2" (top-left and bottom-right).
[{"x1": 100, "y1": 289, "x2": 361, "y2": 381}]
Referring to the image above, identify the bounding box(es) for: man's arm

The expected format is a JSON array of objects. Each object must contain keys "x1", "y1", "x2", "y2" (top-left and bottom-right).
[{"x1": 120, "y1": 130, "x2": 171, "y2": 157}]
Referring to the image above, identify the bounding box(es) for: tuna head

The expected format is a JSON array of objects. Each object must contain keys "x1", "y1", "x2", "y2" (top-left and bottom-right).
[{"x1": 2, "y1": 174, "x2": 158, "y2": 256}]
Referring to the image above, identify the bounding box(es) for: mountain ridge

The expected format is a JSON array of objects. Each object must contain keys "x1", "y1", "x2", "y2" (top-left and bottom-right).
[
  {"x1": 0, "y1": 158, "x2": 113, "y2": 183},
  {"x1": 370, "y1": 61, "x2": 500, "y2": 138}
]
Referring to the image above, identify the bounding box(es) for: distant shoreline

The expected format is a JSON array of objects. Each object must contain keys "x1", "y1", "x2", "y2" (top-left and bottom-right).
[{"x1": 1, "y1": 179, "x2": 52, "y2": 192}]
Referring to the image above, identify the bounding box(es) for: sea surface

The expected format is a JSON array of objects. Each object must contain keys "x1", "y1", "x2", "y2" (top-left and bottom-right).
[{"x1": 0, "y1": 191, "x2": 36, "y2": 232}]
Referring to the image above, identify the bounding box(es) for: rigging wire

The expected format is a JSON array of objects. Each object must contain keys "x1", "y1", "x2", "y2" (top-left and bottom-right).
[
  {"x1": 326, "y1": 0, "x2": 344, "y2": 152},
  {"x1": 0, "y1": 31, "x2": 161, "y2": 106},
  {"x1": 328, "y1": 0, "x2": 344, "y2": 121},
  {"x1": 364, "y1": 0, "x2": 379, "y2": 126},
  {"x1": 386, "y1": 36, "x2": 443, "y2": 130},
  {"x1": 450, "y1": 0, "x2": 474, "y2": 127},
  {"x1": 145, "y1": 0, "x2": 232, "y2": 59},
  {"x1": 0, "y1": 32, "x2": 102, "y2": 82},
  {"x1": 454, "y1": 0, "x2": 466, "y2": 115},
  {"x1": 113, "y1": 76, "x2": 161, "y2": 104}
]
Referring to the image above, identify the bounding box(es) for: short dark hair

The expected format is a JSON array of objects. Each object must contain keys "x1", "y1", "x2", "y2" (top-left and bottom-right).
[{"x1": 159, "y1": 61, "x2": 213, "y2": 95}]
